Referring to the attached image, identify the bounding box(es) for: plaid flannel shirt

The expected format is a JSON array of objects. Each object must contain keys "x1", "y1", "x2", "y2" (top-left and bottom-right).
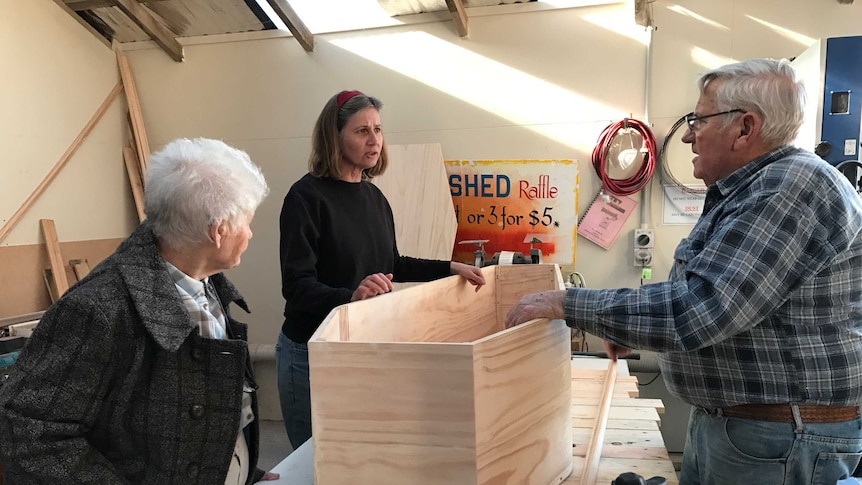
[{"x1": 567, "y1": 146, "x2": 862, "y2": 408}]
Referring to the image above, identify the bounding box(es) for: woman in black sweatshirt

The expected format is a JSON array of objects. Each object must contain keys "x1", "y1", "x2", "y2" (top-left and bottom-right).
[{"x1": 276, "y1": 90, "x2": 485, "y2": 448}]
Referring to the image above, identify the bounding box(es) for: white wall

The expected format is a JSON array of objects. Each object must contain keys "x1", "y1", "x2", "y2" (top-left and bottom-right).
[
  {"x1": 125, "y1": 3, "x2": 649, "y2": 344},
  {"x1": 0, "y1": 0, "x2": 135, "y2": 248}
]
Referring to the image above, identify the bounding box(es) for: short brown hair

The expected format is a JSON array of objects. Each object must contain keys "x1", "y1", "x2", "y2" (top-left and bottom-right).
[{"x1": 308, "y1": 91, "x2": 389, "y2": 180}]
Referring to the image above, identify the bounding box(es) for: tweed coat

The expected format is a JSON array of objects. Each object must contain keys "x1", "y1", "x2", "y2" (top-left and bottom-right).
[{"x1": 0, "y1": 222, "x2": 264, "y2": 484}]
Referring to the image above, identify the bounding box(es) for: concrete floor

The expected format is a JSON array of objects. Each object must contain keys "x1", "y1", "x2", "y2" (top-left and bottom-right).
[{"x1": 257, "y1": 420, "x2": 294, "y2": 473}]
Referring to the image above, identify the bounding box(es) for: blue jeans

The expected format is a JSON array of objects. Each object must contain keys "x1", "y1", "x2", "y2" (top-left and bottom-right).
[
  {"x1": 680, "y1": 406, "x2": 862, "y2": 485},
  {"x1": 275, "y1": 332, "x2": 312, "y2": 449}
]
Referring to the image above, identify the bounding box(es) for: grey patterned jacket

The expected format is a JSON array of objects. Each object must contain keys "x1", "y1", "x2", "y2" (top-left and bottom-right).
[{"x1": 0, "y1": 222, "x2": 265, "y2": 484}]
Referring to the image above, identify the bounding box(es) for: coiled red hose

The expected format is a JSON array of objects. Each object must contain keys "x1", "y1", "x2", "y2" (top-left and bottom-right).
[{"x1": 591, "y1": 118, "x2": 657, "y2": 196}]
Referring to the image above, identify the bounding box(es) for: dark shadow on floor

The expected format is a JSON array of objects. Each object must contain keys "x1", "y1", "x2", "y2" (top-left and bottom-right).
[{"x1": 258, "y1": 420, "x2": 294, "y2": 472}]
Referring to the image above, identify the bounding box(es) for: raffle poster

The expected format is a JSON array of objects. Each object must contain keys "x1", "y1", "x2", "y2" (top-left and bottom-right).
[{"x1": 444, "y1": 159, "x2": 578, "y2": 265}]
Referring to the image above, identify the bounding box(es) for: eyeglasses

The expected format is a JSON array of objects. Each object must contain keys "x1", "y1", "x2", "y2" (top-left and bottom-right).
[{"x1": 684, "y1": 109, "x2": 745, "y2": 130}]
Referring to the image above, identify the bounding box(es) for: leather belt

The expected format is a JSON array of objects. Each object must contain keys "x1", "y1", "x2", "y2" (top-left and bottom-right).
[{"x1": 719, "y1": 404, "x2": 859, "y2": 423}]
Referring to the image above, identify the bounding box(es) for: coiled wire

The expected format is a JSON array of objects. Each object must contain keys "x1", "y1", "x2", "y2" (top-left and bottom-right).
[
  {"x1": 659, "y1": 114, "x2": 706, "y2": 194},
  {"x1": 591, "y1": 118, "x2": 657, "y2": 196}
]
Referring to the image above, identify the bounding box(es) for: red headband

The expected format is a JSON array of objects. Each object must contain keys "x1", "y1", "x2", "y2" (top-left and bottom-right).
[{"x1": 336, "y1": 90, "x2": 363, "y2": 108}]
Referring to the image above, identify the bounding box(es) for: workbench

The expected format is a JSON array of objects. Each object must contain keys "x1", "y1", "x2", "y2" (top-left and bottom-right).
[{"x1": 268, "y1": 357, "x2": 678, "y2": 485}]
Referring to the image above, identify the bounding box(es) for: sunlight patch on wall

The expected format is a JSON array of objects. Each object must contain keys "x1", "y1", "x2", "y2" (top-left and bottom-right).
[
  {"x1": 582, "y1": 8, "x2": 651, "y2": 44},
  {"x1": 690, "y1": 46, "x2": 734, "y2": 71},
  {"x1": 666, "y1": 5, "x2": 728, "y2": 31},
  {"x1": 745, "y1": 15, "x2": 815, "y2": 48},
  {"x1": 330, "y1": 31, "x2": 629, "y2": 151}
]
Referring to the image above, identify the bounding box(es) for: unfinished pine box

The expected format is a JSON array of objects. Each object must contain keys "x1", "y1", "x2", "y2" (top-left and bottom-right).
[{"x1": 308, "y1": 264, "x2": 573, "y2": 485}]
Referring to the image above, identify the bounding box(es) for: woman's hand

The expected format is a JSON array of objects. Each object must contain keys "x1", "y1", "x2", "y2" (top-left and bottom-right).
[
  {"x1": 351, "y1": 273, "x2": 394, "y2": 301},
  {"x1": 450, "y1": 262, "x2": 485, "y2": 292}
]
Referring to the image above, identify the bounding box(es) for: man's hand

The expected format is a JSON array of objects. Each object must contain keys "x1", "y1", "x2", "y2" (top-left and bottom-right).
[
  {"x1": 450, "y1": 262, "x2": 486, "y2": 292},
  {"x1": 504, "y1": 290, "x2": 566, "y2": 328},
  {"x1": 602, "y1": 339, "x2": 632, "y2": 361},
  {"x1": 351, "y1": 273, "x2": 394, "y2": 301}
]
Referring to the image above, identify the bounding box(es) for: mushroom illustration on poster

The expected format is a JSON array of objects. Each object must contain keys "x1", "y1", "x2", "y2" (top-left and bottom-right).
[{"x1": 444, "y1": 159, "x2": 579, "y2": 265}]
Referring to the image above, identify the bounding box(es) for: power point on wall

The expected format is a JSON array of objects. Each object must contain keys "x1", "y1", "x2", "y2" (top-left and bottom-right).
[{"x1": 634, "y1": 228, "x2": 654, "y2": 267}]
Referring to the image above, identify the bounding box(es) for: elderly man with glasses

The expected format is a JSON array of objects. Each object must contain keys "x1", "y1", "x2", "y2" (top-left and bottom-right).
[{"x1": 506, "y1": 58, "x2": 862, "y2": 485}]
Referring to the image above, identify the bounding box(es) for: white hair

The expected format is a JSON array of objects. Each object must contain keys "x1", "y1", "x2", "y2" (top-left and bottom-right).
[
  {"x1": 144, "y1": 138, "x2": 269, "y2": 250},
  {"x1": 699, "y1": 58, "x2": 806, "y2": 149}
]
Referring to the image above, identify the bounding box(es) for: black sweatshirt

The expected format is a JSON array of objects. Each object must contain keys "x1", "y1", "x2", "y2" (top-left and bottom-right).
[{"x1": 279, "y1": 174, "x2": 451, "y2": 342}]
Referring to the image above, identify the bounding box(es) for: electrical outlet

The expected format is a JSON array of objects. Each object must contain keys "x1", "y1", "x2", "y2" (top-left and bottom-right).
[{"x1": 634, "y1": 228, "x2": 654, "y2": 267}]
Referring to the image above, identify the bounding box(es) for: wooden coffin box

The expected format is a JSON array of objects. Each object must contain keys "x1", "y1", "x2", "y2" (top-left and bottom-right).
[{"x1": 308, "y1": 264, "x2": 573, "y2": 485}]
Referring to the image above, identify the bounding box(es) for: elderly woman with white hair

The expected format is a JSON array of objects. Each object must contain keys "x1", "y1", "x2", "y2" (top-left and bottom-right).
[{"x1": 0, "y1": 138, "x2": 279, "y2": 484}]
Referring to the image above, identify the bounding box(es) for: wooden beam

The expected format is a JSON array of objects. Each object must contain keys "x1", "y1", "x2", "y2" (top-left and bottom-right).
[
  {"x1": 64, "y1": 0, "x2": 166, "y2": 11},
  {"x1": 0, "y1": 312, "x2": 45, "y2": 329},
  {"x1": 265, "y1": 0, "x2": 314, "y2": 52},
  {"x1": 0, "y1": 82, "x2": 122, "y2": 245},
  {"x1": 634, "y1": 0, "x2": 652, "y2": 27},
  {"x1": 70, "y1": 258, "x2": 92, "y2": 281},
  {"x1": 112, "y1": 0, "x2": 184, "y2": 62},
  {"x1": 53, "y1": 0, "x2": 111, "y2": 47},
  {"x1": 43, "y1": 269, "x2": 59, "y2": 303},
  {"x1": 122, "y1": 147, "x2": 147, "y2": 222},
  {"x1": 580, "y1": 359, "x2": 618, "y2": 485},
  {"x1": 445, "y1": 0, "x2": 469, "y2": 38},
  {"x1": 117, "y1": 51, "x2": 151, "y2": 172},
  {"x1": 40, "y1": 220, "x2": 70, "y2": 299}
]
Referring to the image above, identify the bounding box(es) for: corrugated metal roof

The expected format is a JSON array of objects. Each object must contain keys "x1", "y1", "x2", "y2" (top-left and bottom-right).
[{"x1": 61, "y1": 0, "x2": 541, "y2": 60}]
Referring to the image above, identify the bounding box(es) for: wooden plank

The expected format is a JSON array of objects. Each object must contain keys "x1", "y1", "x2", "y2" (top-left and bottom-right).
[
  {"x1": 308, "y1": 341, "x2": 478, "y2": 484},
  {"x1": 372, "y1": 144, "x2": 458, "y2": 290},
  {"x1": 445, "y1": 0, "x2": 469, "y2": 37},
  {"x1": 0, "y1": 238, "x2": 123, "y2": 318},
  {"x1": 473, "y1": 318, "x2": 573, "y2": 484},
  {"x1": 265, "y1": 0, "x2": 314, "y2": 52},
  {"x1": 573, "y1": 417, "x2": 665, "y2": 430},
  {"x1": 568, "y1": 359, "x2": 677, "y2": 484},
  {"x1": 0, "y1": 82, "x2": 122, "y2": 244},
  {"x1": 0, "y1": 312, "x2": 45, "y2": 328},
  {"x1": 580, "y1": 360, "x2": 617, "y2": 485},
  {"x1": 113, "y1": 0, "x2": 184, "y2": 62},
  {"x1": 572, "y1": 397, "x2": 665, "y2": 413},
  {"x1": 634, "y1": 0, "x2": 653, "y2": 27},
  {"x1": 337, "y1": 306, "x2": 349, "y2": 341},
  {"x1": 122, "y1": 146, "x2": 147, "y2": 222},
  {"x1": 43, "y1": 269, "x2": 59, "y2": 303},
  {"x1": 125, "y1": 111, "x2": 147, "y2": 181},
  {"x1": 571, "y1": 405, "x2": 661, "y2": 423},
  {"x1": 69, "y1": 258, "x2": 91, "y2": 281},
  {"x1": 572, "y1": 370, "x2": 641, "y2": 382},
  {"x1": 495, "y1": 264, "x2": 561, "y2": 324},
  {"x1": 573, "y1": 379, "x2": 639, "y2": 398},
  {"x1": 40, "y1": 220, "x2": 70, "y2": 299},
  {"x1": 117, "y1": 50, "x2": 151, "y2": 173},
  {"x1": 566, "y1": 457, "x2": 678, "y2": 484},
  {"x1": 42, "y1": 265, "x2": 76, "y2": 302},
  {"x1": 572, "y1": 429, "x2": 670, "y2": 459},
  {"x1": 308, "y1": 264, "x2": 571, "y2": 484},
  {"x1": 64, "y1": 0, "x2": 167, "y2": 11},
  {"x1": 336, "y1": 265, "x2": 499, "y2": 344}
]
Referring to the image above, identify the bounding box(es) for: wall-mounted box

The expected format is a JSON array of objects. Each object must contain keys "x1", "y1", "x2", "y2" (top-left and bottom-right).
[{"x1": 308, "y1": 264, "x2": 572, "y2": 485}]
